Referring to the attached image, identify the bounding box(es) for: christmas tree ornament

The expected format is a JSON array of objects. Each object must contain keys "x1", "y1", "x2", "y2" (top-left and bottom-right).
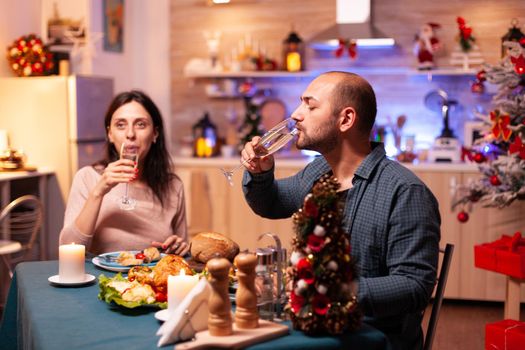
[
  {"x1": 6, "y1": 34, "x2": 54, "y2": 77},
  {"x1": 490, "y1": 110, "x2": 512, "y2": 141},
  {"x1": 474, "y1": 152, "x2": 486, "y2": 163},
  {"x1": 471, "y1": 69, "x2": 487, "y2": 94},
  {"x1": 457, "y1": 210, "x2": 469, "y2": 223},
  {"x1": 286, "y1": 175, "x2": 361, "y2": 335},
  {"x1": 413, "y1": 23, "x2": 441, "y2": 70},
  {"x1": 501, "y1": 18, "x2": 525, "y2": 58},
  {"x1": 490, "y1": 175, "x2": 502, "y2": 186},
  {"x1": 510, "y1": 54, "x2": 525, "y2": 75}
]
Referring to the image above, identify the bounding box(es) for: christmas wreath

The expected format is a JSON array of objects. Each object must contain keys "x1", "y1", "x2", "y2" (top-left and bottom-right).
[
  {"x1": 286, "y1": 174, "x2": 361, "y2": 335},
  {"x1": 6, "y1": 34, "x2": 54, "y2": 77}
]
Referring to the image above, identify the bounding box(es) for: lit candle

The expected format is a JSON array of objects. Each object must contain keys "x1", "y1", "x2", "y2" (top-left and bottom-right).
[
  {"x1": 167, "y1": 270, "x2": 199, "y2": 312},
  {"x1": 58, "y1": 243, "x2": 85, "y2": 282},
  {"x1": 286, "y1": 52, "x2": 301, "y2": 72}
]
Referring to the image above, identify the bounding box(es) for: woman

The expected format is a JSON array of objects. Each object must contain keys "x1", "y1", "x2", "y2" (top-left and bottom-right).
[{"x1": 59, "y1": 90, "x2": 188, "y2": 255}]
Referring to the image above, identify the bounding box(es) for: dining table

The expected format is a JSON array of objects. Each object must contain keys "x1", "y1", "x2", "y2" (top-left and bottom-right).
[{"x1": 0, "y1": 260, "x2": 393, "y2": 350}]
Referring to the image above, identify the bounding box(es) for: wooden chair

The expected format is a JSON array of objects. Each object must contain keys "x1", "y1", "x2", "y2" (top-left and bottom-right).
[
  {"x1": 423, "y1": 243, "x2": 455, "y2": 350},
  {"x1": 0, "y1": 195, "x2": 43, "y2": 277}
]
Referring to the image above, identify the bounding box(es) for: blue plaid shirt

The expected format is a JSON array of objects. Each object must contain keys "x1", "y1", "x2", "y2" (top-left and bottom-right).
[{"x1": 243, "y1": 143, "x2": 441, "y2": 349}]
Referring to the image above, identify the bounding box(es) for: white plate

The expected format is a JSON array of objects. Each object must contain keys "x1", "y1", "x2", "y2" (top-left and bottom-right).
[
  {"x1": 48, "y1": 274, "x2": 96, "y2": 286},
  {"x1": 155, "y1": 309, "x2": 170, "y2": 322},
  {"x1": 92, "y1": 251, "x2": 165, "y2": 272}
]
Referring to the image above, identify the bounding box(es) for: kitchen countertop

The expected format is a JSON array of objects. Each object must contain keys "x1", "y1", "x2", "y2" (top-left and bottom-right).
[{"x1": 173, "y1": 156, "x2": 480, "y2": 172}]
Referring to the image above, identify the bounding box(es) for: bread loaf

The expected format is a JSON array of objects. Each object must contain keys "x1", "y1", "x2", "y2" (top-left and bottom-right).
[{"x1": 191, "y1": 232, "x2": 240, "y2": 263}]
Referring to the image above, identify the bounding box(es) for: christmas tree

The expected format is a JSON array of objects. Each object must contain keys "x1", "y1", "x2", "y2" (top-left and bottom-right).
[
  {"x1": 286, "y1": 175, "x2": 361, "y2": 334},
  {"x1": 237, "y1": 81, "x2": 263, "y2": 153},
  {"x1": 453, "y1": 40, "x2": 525, "y2": 221}
]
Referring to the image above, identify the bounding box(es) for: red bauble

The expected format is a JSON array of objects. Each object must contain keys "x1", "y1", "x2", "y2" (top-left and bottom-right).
[
  {"x1": 473, "y1": 152, "x2": 486, "y2": 163},
  {"x1": 476, "y1": 70, "x2": 486, "y2": 81},
  {"x1": 471, "y1": 81, "x2": 485, "y2": 94},
  {"x1": 490, "y1": 175, "x2": 501, "y2": 186},
  {"x1": 457, "y1": 211, "x2": 469, "y2": 223}
]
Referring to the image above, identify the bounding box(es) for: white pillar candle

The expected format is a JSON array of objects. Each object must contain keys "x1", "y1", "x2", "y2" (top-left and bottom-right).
[
  {"x1": 167, "y1": 270, "x2": 199, "y2": 312},
  {"x1": 0, "y1": 130, "x2": 8, "y2": 152},
  {"x1": 59, "y1": 243, "x2": 85, "y2": 282}
]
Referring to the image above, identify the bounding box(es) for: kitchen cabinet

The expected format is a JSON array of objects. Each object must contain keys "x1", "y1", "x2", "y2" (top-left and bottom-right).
[{"x1": 175, "y1": 157, "x2": 525, "y2": 302}]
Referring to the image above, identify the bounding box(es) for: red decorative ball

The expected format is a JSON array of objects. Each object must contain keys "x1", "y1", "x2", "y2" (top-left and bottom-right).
[
  {"x1": 457, "y1": 211, "x2": 469, "y2": 223},
  {"x1": 473, "y1": 153, "x2": 486, "y2": 163},
  {"x1": 471, "y1": 81, "x2": 485, "y2": 94},
  {"x1": 490, "y1": 175, "x2": 501, "y2": 186},
  {"x1": 476, "y1": 70, "x2": 486, "y2": 81}
]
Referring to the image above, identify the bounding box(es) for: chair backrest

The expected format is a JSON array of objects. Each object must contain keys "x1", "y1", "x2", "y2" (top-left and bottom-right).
[
  {"x1": 423, "y1": 243, "x2": 454, "y2": 350},
  {"x1": 0, "y1": 195, "x2": 43, "y2": 263}
]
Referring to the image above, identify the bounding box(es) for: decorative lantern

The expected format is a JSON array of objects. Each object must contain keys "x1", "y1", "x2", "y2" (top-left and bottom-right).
[
  {"x1": 192, "y1": 112, "x2": 218, "y2": 157},
  {"x1": 501, "y1": 18, "x2": 525, "y2": 58},
  {"x1": 282, "y1": 29, "x2": 305, "y2": 72}
]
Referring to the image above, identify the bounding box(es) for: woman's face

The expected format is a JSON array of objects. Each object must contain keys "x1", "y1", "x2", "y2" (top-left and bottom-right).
[{"x1": 107, "y1": 101, "x2": 158, "y2": 163}]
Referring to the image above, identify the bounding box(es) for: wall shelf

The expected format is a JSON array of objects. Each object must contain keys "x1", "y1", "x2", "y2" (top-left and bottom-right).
[{"x1": 184, "y1": 67, "x2": 478, "y2": 79}]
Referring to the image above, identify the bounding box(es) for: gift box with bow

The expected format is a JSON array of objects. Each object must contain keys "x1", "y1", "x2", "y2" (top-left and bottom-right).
[
  {"x1": 474, "y1": 232, "x2": 525, "y2": 279},
  {"x1": 485, "y1": 319, "x2": 525, "y2": 350}
]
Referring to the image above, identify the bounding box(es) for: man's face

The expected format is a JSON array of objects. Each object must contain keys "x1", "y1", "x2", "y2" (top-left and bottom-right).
[{"x1": 291, "y1": 75, "x2": 341, "y2": 154}]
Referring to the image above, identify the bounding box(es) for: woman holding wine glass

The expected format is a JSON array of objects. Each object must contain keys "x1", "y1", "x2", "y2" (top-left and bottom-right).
[{"x1": 59, "y1": 90, "x2": 188, "y2": 256}]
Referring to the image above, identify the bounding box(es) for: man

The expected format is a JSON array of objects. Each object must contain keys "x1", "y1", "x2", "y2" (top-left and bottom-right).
[{"x1": 241, "y1": 71, "x2": 440, "y2": 350}]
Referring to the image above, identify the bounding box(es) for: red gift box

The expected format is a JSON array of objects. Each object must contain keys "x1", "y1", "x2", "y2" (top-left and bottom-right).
[
  {"x1": 486, "y1": 319, "x2": 525, "y2": 350},
  {"x1": 474, "y1": 232, "x2": 525, "y2": 279}
]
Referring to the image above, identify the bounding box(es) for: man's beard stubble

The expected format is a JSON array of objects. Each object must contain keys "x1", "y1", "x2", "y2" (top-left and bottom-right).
[{"x1": 295, "y1": 117, "x2": 339, "y2": 154}]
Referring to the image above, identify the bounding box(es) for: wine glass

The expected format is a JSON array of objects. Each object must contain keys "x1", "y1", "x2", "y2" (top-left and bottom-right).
[
  {"x1": 220, "y1": 117, "x2": 298, "y2": 186},
  {"x1": 119, "y1": 142, "x2": 138, "y2": 210}
]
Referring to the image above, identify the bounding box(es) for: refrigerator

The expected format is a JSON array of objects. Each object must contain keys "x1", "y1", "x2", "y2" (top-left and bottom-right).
[{"x1": 0, "y1": 75, "x2": 114, "y2": 200}]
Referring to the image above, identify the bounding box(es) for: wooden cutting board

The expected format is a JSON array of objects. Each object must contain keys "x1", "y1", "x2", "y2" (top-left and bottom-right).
[{"x1": 176, "y1": 319, "x2": 289, "y2": 349}]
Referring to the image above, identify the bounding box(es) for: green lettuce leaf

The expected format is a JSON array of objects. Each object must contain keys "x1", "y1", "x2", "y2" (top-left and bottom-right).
[{"x1": 97, "y1": 273, "x2": 167, "y2": 309}]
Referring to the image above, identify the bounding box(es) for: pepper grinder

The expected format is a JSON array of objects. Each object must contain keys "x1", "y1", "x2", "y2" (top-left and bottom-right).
[
  {"x1": 206, "y1": 257, "x2": 233, "y2": 336},
  {"x1": 234, "y1": 253, "x2": 259, "y2": 329}
]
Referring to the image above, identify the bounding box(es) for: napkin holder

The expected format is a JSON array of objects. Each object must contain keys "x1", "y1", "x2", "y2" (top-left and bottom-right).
[{"x1": 157, "y1": 278, "x2": 211, "y2": 347}]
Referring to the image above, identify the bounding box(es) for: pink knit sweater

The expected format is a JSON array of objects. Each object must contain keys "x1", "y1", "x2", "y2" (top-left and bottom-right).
[{"x1": 59, "y1": 166, "x2": 188, "y2": 255}]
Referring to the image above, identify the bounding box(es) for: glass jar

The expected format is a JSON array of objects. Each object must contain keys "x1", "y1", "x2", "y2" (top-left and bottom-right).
[{"x1": 255, "y1": 248, "x2": 274, "y2": 321}]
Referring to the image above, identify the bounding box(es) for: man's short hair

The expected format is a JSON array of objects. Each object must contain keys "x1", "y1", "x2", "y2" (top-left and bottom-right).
[{"x1": 325, "y1": 71, "x2": 377, "y2": 135}]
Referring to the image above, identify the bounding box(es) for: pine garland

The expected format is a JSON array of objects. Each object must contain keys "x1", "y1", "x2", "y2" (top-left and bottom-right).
[{"x1": 286, "y1": 174, "x2": 361, "y2": 335}]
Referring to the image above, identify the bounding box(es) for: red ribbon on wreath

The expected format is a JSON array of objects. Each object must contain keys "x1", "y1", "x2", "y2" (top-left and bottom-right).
[
  {"x1": 334, "y1": 39, "x2": 357, "y2": 59},
  {"x1": 490, "y1": 110, "x2": 512, "y2": 141}
]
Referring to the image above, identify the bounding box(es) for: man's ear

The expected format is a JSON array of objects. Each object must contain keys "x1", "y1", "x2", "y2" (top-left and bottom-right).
[{"x1": 339, "y1": 107, "x2": 356, "y2": 132}]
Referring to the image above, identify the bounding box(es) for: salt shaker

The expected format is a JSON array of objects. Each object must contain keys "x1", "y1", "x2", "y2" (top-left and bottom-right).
[{"x1": 255, "y1": 248, "x2": 274, "y2": 321}]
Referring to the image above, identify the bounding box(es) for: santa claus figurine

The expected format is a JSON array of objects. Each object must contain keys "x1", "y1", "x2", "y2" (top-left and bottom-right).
[{"x1": 414, "y1": 23, "x2": 441, "y2": 70}]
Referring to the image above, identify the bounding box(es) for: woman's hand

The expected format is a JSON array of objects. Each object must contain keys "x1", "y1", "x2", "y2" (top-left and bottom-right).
[
  {"x1": 241, "y1": 136, "x2": 274, "y2": 174},
  {"x1": 93, "y1": 159, "x2": 137, "y2": 197},
  {"x1": 151, "y1": 235, "x2": 189, "y2": 256}
]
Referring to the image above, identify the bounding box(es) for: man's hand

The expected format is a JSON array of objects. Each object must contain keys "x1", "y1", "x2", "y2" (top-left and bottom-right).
[{"x1": 241, "y1": 136, "x2": 274, "y2": 173}]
